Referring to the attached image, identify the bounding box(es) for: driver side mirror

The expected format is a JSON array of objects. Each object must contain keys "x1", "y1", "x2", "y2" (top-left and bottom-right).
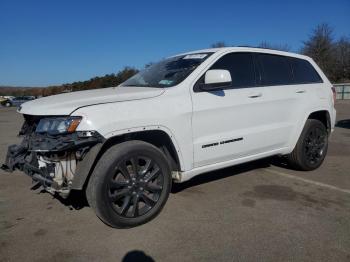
[{"x1": 200, "y1": 69, "x2": 232, "y2": 91}]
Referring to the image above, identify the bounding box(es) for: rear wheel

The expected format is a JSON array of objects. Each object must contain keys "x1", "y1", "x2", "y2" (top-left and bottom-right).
[
  {"x1": 5, "y1": 102, "x2": 11, "y2": 107},
  {"x1": 86, "y1": 140, "x2": 171, "y2": 228},
  {"x1": 287, "y1": 119, "x2": 328, "y2": 171}
]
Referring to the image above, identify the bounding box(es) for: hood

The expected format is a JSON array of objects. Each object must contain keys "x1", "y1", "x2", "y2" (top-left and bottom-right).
[{"x1": 19, "y1": 86, "x2": 165, "y2": 116}]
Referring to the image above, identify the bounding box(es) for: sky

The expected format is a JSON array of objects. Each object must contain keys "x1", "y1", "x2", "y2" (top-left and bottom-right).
[{"x1": 0, "y1": 0, "x2": 349, "y2": 87}]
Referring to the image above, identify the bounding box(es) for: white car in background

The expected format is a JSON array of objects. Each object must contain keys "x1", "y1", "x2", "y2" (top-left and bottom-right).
[{"x1": 2, "y1": 47, "x2": 336, "y2": 228}]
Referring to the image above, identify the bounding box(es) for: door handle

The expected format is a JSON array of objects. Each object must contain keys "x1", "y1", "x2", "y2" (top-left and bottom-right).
[
  {"x1": 248, "y1": 93, "x2": 262, "y2": 98},
  {"x1": 296, "y1": 90, "x2": 306, "y2": 94}
]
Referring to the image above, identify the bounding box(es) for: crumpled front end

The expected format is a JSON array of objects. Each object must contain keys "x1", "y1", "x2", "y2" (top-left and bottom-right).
[{"x1": 2, "y1": 114, "x2": 104, "y2": 197}]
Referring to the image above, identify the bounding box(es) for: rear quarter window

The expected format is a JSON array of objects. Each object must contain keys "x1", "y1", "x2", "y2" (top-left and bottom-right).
[{"x1": 290, "y1": 58, "x2": 323, "y2": 84}]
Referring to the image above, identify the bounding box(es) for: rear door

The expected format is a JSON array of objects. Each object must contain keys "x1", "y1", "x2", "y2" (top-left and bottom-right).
[
  {"x1": 287, "y1": 57, "x2": 326, "y2": 141},
  {"x1": 255, "y1": 53, "x2": 307, "y2": 150}
]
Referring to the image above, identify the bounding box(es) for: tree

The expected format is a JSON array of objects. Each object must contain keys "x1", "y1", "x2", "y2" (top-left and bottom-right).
[
  {"x1": 63, "y1": 66, "x2": 138, "y2": 93},
  {"x1": 258, "y1": 41, "x2": 291, "y2": 52},
  {"x1": 333, "y1": 37, "x2": 350, "y2": 82},
  {"x1": 211, "y1": 41, "x2": 226, "y2": 48},
  {"x1": 144, "y1": 62, "x2": 154, "y2": 68},
  {"x1": 301, "y1": 23, "x2": 336, "y2": 81}
]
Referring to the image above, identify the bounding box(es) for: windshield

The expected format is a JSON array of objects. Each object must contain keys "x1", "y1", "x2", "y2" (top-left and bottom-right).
[{"x1": 121, "y1": 53, "x2": 212, "y2": 88}]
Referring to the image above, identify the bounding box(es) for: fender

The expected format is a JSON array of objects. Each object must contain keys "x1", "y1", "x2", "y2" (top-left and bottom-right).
[
  {"x1": 104, "y1": 125, "x2": 185, "y2": 169},
  {"x1": 71, "y1": 125, "x2": 185, "y2": 190},
  {"x1": 289, "y1": 107, "x2": 331, "y2": 152},
  {"x1": 71, "y1": 143, "x2": 102, "y2": 190}
]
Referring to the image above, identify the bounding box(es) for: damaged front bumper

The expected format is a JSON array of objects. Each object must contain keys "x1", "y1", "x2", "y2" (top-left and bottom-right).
[{"x1": 2, "y1": 118, "x2": 104, "y2": 197}]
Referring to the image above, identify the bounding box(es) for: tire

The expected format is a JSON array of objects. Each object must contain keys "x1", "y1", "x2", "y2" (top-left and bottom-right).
[
  {"x1": 5, "y1": 102, "x2": 11, "y2": 107},
  {"x1": 287, "y1": 119, "x2": 328, "y2": 171},
  {"x1": 86, "y1": 140, "x2": 172, "y2": 228}
]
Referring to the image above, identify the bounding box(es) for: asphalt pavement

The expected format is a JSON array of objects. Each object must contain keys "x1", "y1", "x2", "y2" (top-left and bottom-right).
[{"x1": 0, "y1": 101, "x2": 350, "y2": 262}]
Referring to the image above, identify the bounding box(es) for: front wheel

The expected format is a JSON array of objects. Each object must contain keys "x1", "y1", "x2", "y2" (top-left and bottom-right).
[
  {"x1": 86, "y1": 141, "x2": 172, "y2": 228},
  {"x1": 287, "y1": 119, "x2": 328, "y2": 171}
]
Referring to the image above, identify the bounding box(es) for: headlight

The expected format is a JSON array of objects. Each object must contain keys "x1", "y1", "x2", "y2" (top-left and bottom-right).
[{"x1": 36, "y1": 116, "x2": 82, "y2": 134}]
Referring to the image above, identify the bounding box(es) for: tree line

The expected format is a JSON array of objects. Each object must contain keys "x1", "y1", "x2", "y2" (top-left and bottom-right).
[
  {"x1": 0, "y1": 67, "x2": 138, "y2": 97},
  {"x1": 1, "y1": 23, "x2": 349, "y2": 97}
]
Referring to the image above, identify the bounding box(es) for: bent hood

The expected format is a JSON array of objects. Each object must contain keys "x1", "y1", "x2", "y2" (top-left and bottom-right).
[{"x1": 19, "y1": 86, "x2": 164, "y2": 116}]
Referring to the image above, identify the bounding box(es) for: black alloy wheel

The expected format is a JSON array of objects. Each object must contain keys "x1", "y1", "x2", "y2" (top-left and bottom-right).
[
  {"x1": 303, "y1": 125, "x2": 327, "y2": 166},
  {"x1": 108, "y1": 156, "x2": 164, "y2": 218},
  {"x1": 287, "y1": 119, "x2": 328, "y2": 171},
  {"x1": 86, "y1": 140, "x2": 171, "y2": 228}
]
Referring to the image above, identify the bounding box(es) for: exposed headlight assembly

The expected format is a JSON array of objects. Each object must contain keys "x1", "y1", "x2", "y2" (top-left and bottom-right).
[{"x1": 36, "y1": 116, "x2": 82, "y2": 135}]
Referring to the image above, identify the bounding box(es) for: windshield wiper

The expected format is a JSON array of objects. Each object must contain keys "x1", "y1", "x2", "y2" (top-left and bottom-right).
[
  {"x1": 121, "y1": 84, "x2": 140, "y2": 87},
  {"x1": 122, "y1": 84, "x2": 159, "y2": 88}
]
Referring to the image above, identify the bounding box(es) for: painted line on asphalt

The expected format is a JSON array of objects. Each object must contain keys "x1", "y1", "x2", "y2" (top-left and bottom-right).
[{"x1": 263, "y1": 168, "x2": 350, "y2": 195}]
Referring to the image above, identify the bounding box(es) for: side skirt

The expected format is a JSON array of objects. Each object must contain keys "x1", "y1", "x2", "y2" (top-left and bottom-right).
[{"x1": 175, "y1": 147, "x2": 290, "y2": 183}]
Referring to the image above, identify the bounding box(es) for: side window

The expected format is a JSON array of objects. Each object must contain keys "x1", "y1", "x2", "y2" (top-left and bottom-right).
[
  {"x1": 209, "y1": 52, "x2": 256, "y2": 88},
  {"x1": 257, "y1": 54, "x2": 293, "y2": 86},
  {"x1": 290, "y1": 58, "x2": 323, "y2": 84}
]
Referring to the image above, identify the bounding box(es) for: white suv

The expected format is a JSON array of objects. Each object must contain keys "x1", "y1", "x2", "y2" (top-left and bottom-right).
[{"x1": 2, "y1": 47, "x2": 336, "y2": 228}]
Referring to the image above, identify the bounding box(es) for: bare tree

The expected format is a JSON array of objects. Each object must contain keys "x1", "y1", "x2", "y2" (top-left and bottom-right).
[
  {"x1": 333, "y1": 37, "x2": 350, "y2": 82},
  {"x1": 211, "y1": 41, "x2": 226, "y2": 48},
  {"x1": 258, "y1": 41, "x2": 291, "y2": 51},
  {"x1": 301, "y1": 23, "x2": 336, "y2": 81},
  {"x1": 144, "y1": 62, "x2": 154, "y2": 68}
]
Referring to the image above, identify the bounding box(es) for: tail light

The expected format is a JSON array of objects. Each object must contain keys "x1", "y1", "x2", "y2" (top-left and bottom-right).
[{"x1": 331, "y1": 86, "x2": 336, "y2": 103}]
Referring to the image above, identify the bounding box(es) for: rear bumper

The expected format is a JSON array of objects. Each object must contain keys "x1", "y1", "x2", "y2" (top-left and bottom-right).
[{"x1": 331, "y1": 108, "x2": 337, "y2": 132}]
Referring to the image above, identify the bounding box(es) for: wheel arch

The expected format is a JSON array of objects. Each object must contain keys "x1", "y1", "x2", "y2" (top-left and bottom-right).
[
  {"x1": 71, "y1": 127, "x2": 183, "y2": 191},
  {"x1": 289, "y1": 109, "x2": 331, "y2": 153},
  {"x1": 307, "y1": 110, "x2": 331, "y2": 134}
]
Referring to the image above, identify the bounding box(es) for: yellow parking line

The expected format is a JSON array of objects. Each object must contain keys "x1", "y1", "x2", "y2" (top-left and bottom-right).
[{"x1": 263, "y1": 168, "x2": 350, "y2": 195}]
